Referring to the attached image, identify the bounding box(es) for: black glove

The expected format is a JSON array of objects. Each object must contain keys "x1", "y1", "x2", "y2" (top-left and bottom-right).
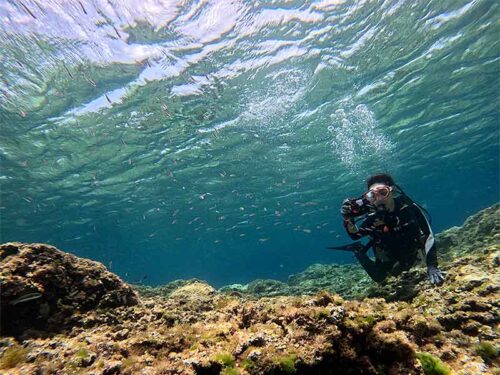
[{"x1": 427, "y1": 266, "x2": 445, "y2": 285}]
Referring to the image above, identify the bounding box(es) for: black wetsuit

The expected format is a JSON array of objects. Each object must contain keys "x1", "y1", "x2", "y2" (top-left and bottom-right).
[{"x1": 343, "y1": 195, "x2": 438, "y2": 283}]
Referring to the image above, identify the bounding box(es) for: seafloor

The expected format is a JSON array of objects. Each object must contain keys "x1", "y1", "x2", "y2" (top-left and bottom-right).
[{"x1": 1, "y1": 204, "x2": 499, "y2": 374}]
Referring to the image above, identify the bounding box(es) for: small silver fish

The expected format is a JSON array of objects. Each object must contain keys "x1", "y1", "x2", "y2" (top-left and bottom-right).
[
  {"x1": 19, "y1": 1, "x2": 37, "y2": 19},
  {"x1": 78, "y1": 1, "x2": 87, "y2": 15},
  {"x1": 9, "y1": 292, "x2": 42, "y2": 305},
  {"x1": 112, "y1": 25, "x2": 121, "y2": 39}
]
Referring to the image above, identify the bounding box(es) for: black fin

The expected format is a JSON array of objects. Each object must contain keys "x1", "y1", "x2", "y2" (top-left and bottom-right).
[{"x1": 326, "y1": 242, "x2": 366, "y2": 252}]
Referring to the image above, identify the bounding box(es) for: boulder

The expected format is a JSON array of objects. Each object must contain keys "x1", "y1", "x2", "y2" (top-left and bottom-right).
[{"x1": 0, "y1": 242, "x2": 138, "y2": 336}]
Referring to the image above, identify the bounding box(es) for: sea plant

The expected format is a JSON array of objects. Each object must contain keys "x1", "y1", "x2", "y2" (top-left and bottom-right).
[
  {"x1": 221, "y1": 367, "x2": 239, "y2": 375},
  {"x1": 362, "y1": 315, "x2": 376, "y2": 325},
  {"x1": 474, "y1": 341, "x2": 499, "y2": 363},
  {"x1": 415, "y1": 352, "x2": 451, "y2": 375},
  {"x1": 213, "y1": 352, "x2": 236, "y2": 368},
  {"x1": 75, "y1": 347, "x2": 90, "y2": 359},
  {"x1": 0, "y1": 344, "x2": 28, "y2": 369},
  {"x1": 275, "y1": 353, "x2": 298, "y2": 374},
  {"x1": 242, "y1": 358, "x2": 256, "y2": 371},
  {"x1": 314, "y1": 307, "x2": 330, "y2": 320}
]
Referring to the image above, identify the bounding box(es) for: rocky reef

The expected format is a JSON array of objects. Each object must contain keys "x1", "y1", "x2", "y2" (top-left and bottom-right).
[
  {"x1": 0, "y1": 204, "x2": 498, "y2": 374},
  {"x1": 0, "y1": 243, "x2": 138, "y2": 337},
  {"x1": 218, "y1": 204, "x2": 500, "y2": 301},
  {"x1": 218, "y1": 263, "x2": 371, "y2": 300}
]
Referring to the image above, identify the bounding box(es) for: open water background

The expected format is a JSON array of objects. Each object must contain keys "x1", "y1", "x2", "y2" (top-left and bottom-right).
[{"x1": 0, "y1": 0, "x2": 498, "y2": 286}]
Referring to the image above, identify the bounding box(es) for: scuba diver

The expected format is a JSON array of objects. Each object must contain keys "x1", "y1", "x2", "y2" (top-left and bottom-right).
[{"x1": 334, "y1": 173, "x2": 445, "y2": 285}]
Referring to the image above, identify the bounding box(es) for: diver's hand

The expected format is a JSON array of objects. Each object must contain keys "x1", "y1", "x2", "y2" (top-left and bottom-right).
[
  {"x1": 427, "y1": 266, "x2": 445, "y2": 285},
  {"x1": 341, "y1": 198, "x2": 357, "y2": 218}
]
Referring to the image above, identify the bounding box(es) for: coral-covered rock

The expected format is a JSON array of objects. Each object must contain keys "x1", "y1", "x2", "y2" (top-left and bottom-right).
[
  {"x1": 246, "y1": 279, "x2": 291, "y2": 296},
  {"x1": 0, "y1": 242, "x2": 138, "y2": 336},
  {"x1": 436, "y1": 203, "x2": 500, "y2": 259},
  {"x1": 133, "y1": 278, "x2": 206, "y2": 298},
  {"x1": 288, "y1": 263, "x2": 372, "y2": 299},
  {"x1": 169, "y1": 281, "x2": 216, "y2": 312},
  {"x1": 219, "y1": 263, "x2": 372, "y2": 299}
]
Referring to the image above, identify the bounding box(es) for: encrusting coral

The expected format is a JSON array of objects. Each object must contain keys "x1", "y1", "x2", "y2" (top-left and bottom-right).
[{"x1": 0, "y1": 204, "x2": 498, "y2": 374}]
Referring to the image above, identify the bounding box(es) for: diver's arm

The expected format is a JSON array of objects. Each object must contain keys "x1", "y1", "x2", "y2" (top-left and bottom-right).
[
  {"x1": 412, "y1": 203, "x2": 444, "y2": 284},
  {"x1": 412, "y1": 203, "x2": 437, "y2": 266},
  {"x1": 343, "y1": 217, "x2": 364, "y2": 240},
  {"x1": 425, "y1": 242, "x2": 438, "y2": 267},
  {"x1": 343, "y1": 213, "x2": 375, "y2": 240}
]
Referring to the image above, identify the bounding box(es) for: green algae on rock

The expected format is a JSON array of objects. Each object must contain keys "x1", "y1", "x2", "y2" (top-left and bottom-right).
[{"x1": 415, "y1": 352, "x2": 452, "y2": 375}]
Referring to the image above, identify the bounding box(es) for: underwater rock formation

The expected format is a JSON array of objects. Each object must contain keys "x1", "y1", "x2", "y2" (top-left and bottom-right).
[
  {"x1": 219, "y1": 204, "x2": 500, "y2": 301},
  {"x1": 435, "y1": 203, "x2": 499, "y2": 259},
  {"x1": 0, "y1": 204, "x2": 498, "y2": 374},
  {"x1": 0, "y1": 242, "x2": 138, "y2": 337},
  {"x1": 219, "y1": 264, "x2": 372, "y2": 299},
  {"x1": 134, "y1": 278, "x2": 207, "y2": 298}
]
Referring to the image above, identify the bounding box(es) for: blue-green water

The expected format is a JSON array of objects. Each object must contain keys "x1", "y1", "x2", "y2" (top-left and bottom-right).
[{"x1": 0, "y1": 0, "x2": 498, "y2": 287}]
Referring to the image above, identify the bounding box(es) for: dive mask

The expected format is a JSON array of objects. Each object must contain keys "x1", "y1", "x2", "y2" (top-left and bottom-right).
[{"x1": 364, "y1": 185, "x2": 392, "y2": 202}]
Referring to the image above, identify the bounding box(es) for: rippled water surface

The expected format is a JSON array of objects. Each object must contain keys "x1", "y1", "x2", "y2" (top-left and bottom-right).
[{"x1": 1, "y1": 0, "x2": 498, "y2": 286}]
